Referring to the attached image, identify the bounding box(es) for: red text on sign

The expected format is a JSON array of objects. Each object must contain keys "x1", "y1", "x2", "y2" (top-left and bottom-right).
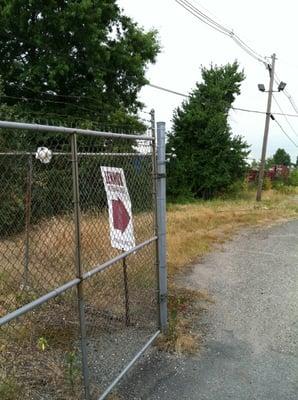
[{"x1": 104, "y1": 171, "x2": 124, "y2": 186}]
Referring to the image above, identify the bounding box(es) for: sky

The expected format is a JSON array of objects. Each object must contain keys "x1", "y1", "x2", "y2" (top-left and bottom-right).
[{"x1": 118, "y1": 0, "x2": 298, "y2": 163}]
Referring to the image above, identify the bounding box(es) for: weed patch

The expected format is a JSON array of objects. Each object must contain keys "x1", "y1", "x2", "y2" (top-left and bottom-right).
[{"x1": 0, "y1": 375, "x2": 22, "y2": 400}]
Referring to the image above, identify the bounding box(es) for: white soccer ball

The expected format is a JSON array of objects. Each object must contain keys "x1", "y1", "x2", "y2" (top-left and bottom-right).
[{"x1": 35, "y1": 147, "x2": 53, "y2": 164}]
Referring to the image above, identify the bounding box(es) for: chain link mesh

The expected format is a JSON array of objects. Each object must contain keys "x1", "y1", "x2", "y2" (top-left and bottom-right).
[{"x1": 0, "y1": 124, "x2": 158, "y2": 399}]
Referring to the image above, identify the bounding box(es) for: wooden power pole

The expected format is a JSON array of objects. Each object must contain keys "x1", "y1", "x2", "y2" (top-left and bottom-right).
[{"x1": 256, "y1": 53, "x2": 276, "y2": 201}]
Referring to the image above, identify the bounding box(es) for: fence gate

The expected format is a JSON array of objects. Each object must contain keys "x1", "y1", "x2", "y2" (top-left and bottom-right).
[{"x1": 0, "y1": 116, "x2": 167, "y2": 400}]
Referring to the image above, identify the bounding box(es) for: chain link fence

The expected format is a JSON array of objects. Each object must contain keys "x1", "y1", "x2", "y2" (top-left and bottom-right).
[{"x1": 0, "y1": 118, "x2": 167, "y2": 399}]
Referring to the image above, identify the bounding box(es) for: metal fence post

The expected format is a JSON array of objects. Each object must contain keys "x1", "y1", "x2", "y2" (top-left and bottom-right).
[
  {"x1": 122, "y1": 256, "x2": 130, "y2": 326},
  {"x1": 151, "y1": 109, "x2": 161, "y2": 330},
  {"x1": 23, "y1": 154, "x2": 32, "y2": 288},
  {"x1": 156, "y1": 122, "x2": 167, "y2": 332},
  {"x1": 71, "y1": 133, "x2": 91, "y2": 400}
]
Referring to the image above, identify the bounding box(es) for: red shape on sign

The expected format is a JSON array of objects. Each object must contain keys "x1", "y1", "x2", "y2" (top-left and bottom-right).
[{"x1": 112, "y1": 198, "x2": 130, "y2": 233}]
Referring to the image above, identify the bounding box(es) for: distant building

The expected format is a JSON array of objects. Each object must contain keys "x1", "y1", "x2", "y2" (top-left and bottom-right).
[{"x1": 247, "y1": 165, "x2": 289, "y2": 182}]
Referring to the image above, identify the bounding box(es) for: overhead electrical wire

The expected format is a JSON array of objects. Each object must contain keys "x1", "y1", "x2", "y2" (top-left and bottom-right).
[
  {"x1": 147, "y1": 83, "x2": 188, "y2": 98},
  {"x1": 147, "y1": 81, "x2": 298, "y2": 148},
  {"x1": 173, "y1": 0, "x2": 298, "y2": 149},
  {"x1": 174, "y1": 0, "x2": 267, "y2": 65},
  {"x1": 0, "y1": 94, "x2": 101, "y2": 115},
  {"x1": 174, "y1": 0, "x2": 230, "y2": 36},
  {"x1": 7, "y1": 83, "x2": 155, "y2": 122},
  {"x1": 272, "y1": 94, "x2": 298, "y2": 137},
  {"x1": 174, "y1": 0, "x2": 298, "y2": 132},
  {"x1": 11, "y1": 80, "x2": 298, "y2": 119},
  {"x1": 6, "y1": 0, "x2": 297, "y2": 149},
  {"x1": 150, "y1": 85, "x2": 298, "y2": 147},
  {"x1": 9, "y1": 83, "x2": 154, "y2": 120},
  {"x1": 146, "y1": 82, "x2": 298, "y2": 119},
  {"x1": 272, "y1": 116, "x2": 298, "y2": 147},
  {"x1": 3, "y1": 15, "x2": 296, "y2": 150},
  {"x1": 274, "y1": 72, "x2": 298, "y2": 115}
]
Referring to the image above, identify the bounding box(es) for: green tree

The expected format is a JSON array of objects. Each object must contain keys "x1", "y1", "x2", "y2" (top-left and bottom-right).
[
  {"x1": 0, "y1": 0, "x2": 159, "y2": 130},
  {"x1": 265, "y1": 157, "x2": 274, "y2": 169},
  {"x1": 272, "y1": 148, "x2": 291, "y2": 166},
  {"x1": 0, "y1": 2, "x2": 160, "y2": 235},
  {"x1": 167, "y1": 62, "x2": 250, "y2": 200}
]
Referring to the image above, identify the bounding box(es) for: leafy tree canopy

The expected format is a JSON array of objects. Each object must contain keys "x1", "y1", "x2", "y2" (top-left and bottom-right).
[
  {"x1": 272, "y1": 148, "x2": 291, "y2": 166},
  {"x1": 0, "y1": 0, "x2": 159, "y2": 130},
  {"x1": 265, "y1": 157, "x2": 274, "y2": 169},
  {"x1": 167, "y1": 62, "x2": 250, "y2": 200}
]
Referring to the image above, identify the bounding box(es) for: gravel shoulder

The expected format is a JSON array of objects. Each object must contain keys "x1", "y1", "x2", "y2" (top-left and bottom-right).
[{"x1": 117, "y1": 219, "x2": 298, "y2": 400}]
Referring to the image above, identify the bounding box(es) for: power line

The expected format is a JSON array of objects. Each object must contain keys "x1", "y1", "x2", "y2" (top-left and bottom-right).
[
  {"x1": 272, "y1": 94, "x2": 298, "y2": 137},
  {"x1": 147, "y1": 82, "x2": 298, "y2": 118},
  {"x1": 274, "y1": 72, "x2": 298, "y2": 115},
  {"x1": 0, "y1": 94, "x2": 100, "y2": 114},
  {"x1": 233, "y1": 106, "x2": 298, "y2": 118},
  {"x1": 7, "y1": 83, "x2": 154, "y2": 121},
  {"x1": 174, "y1": 0, "x2": 267, "y2": 65},
  {"x1": 6, "y1": 80, "x2": 280, "y2": 120},
  {"x1": 12, "y1": 83, "x2": 102, "y2": 104},
  {"x1": 0, "y1": 94, "x2": 149, "y2": 129},
  {"x1": 147, "y1": 83, "x2": 188, "y2": 97},
  {"x1": 174, "y1": 0, "x2": 298, "y2": 150},
  {"x1": 190, "y1": 0, "x2": 226, "y2": 25},
  {"x1": 6, "y1": 74, "x2": 298, "y2": 147},
  {"x1": 175, "y1": 0, "x2": 230, "y2": 36},
  {"x1": 231, "y1": 106, "x2": 265, "y2": 115},
  {"x1": 148, "y1": 82, "x2": 297, "y2": 148},
  {"x1": 272, "y1": 116, "x2": 298, "y2": 147}
]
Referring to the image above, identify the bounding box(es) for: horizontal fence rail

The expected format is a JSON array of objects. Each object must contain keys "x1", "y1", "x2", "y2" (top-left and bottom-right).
[
  {"x1": 0, "y1": 278, "x2": 81, "y2": 326},
  {"x1": 83, "y1": 236, "x2": 157, "y2": 280},
  {"x1": 0, "y1": 152, "x2": 154, "y2": 156},
  {"x1": 0, "y1": 236, "x2": 157, "y2": 327},
  {"x1": 0, "y1": 120, "x2": 154, "y2": 140},
  {"x1": 98, "y1": 330, "x2": 160, "y2": 400}
]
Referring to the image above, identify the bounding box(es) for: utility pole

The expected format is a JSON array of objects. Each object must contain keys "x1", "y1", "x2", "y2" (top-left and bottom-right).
[{"x1": 256, "y1": 53, "x2": 276, "y2": 201}]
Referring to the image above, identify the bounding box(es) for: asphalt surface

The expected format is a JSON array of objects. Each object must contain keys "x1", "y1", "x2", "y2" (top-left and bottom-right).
[{"x1": 117, "y1": 219, "x2": 298, "y2": 399}]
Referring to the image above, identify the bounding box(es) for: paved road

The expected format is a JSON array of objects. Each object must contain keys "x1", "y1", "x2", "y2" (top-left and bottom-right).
[{"x1": 117, "y1": 220, "x2": 298, "y2": 399}]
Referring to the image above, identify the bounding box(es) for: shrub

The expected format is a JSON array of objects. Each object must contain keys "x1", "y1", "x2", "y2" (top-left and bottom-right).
[
  {"x1": 262, "y1": 177, "x2": 272, "y2": 191},
  {"x1": 273, "y1": 182, "x2": 296, "y2": 195},
  {"x1": 288, "y1": 169, "x2": 298, "y2": 186},
  {"x1": 226, "y1": 180, "x2": 246, "y2": 196},
  {"x1": 219, "y1": 179, "x2": 251, "y2": 200},
  {"x1": 0, "y1": 376, "x2": 21, "y2": 400}
]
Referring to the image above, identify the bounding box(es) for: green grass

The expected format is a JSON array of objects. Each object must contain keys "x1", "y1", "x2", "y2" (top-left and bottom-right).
[{"x1": 0, "y1": 376, "x2": 22, "y2": 400}]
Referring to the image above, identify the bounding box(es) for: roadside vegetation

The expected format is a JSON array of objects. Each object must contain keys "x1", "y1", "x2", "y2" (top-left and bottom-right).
[
  {"x1": 159, "y1": 58, "x2": 298, "y2": 354},
  {"x1": 167, "y1": 62, "x2": 249, "y2": 201},
  {"x1": 1, "y1": 186, "x2": 298, "y2": 399},
  {"x1": 159, "y1": 186, "x2": 298, "y2": 354}
]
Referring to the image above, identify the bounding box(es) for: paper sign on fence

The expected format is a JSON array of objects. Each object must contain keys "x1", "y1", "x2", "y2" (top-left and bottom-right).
[{"x1": 101, "y1": 166, "x2": 135, "y2": 251}]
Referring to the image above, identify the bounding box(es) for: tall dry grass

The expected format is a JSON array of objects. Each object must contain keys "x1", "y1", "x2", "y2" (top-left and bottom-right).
[
  {"x1": 0, "y1": 210, "x2": 156, "y2": 399},
  {"x1": 0, "y1": 209, "x2": 154, "y2": 315},
  {"x1": 1, "y1": 188, "x2": 297, "y2": 396},
  {"x1": 167, "y1": 189, "x2": 298, "y2": 277}
]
